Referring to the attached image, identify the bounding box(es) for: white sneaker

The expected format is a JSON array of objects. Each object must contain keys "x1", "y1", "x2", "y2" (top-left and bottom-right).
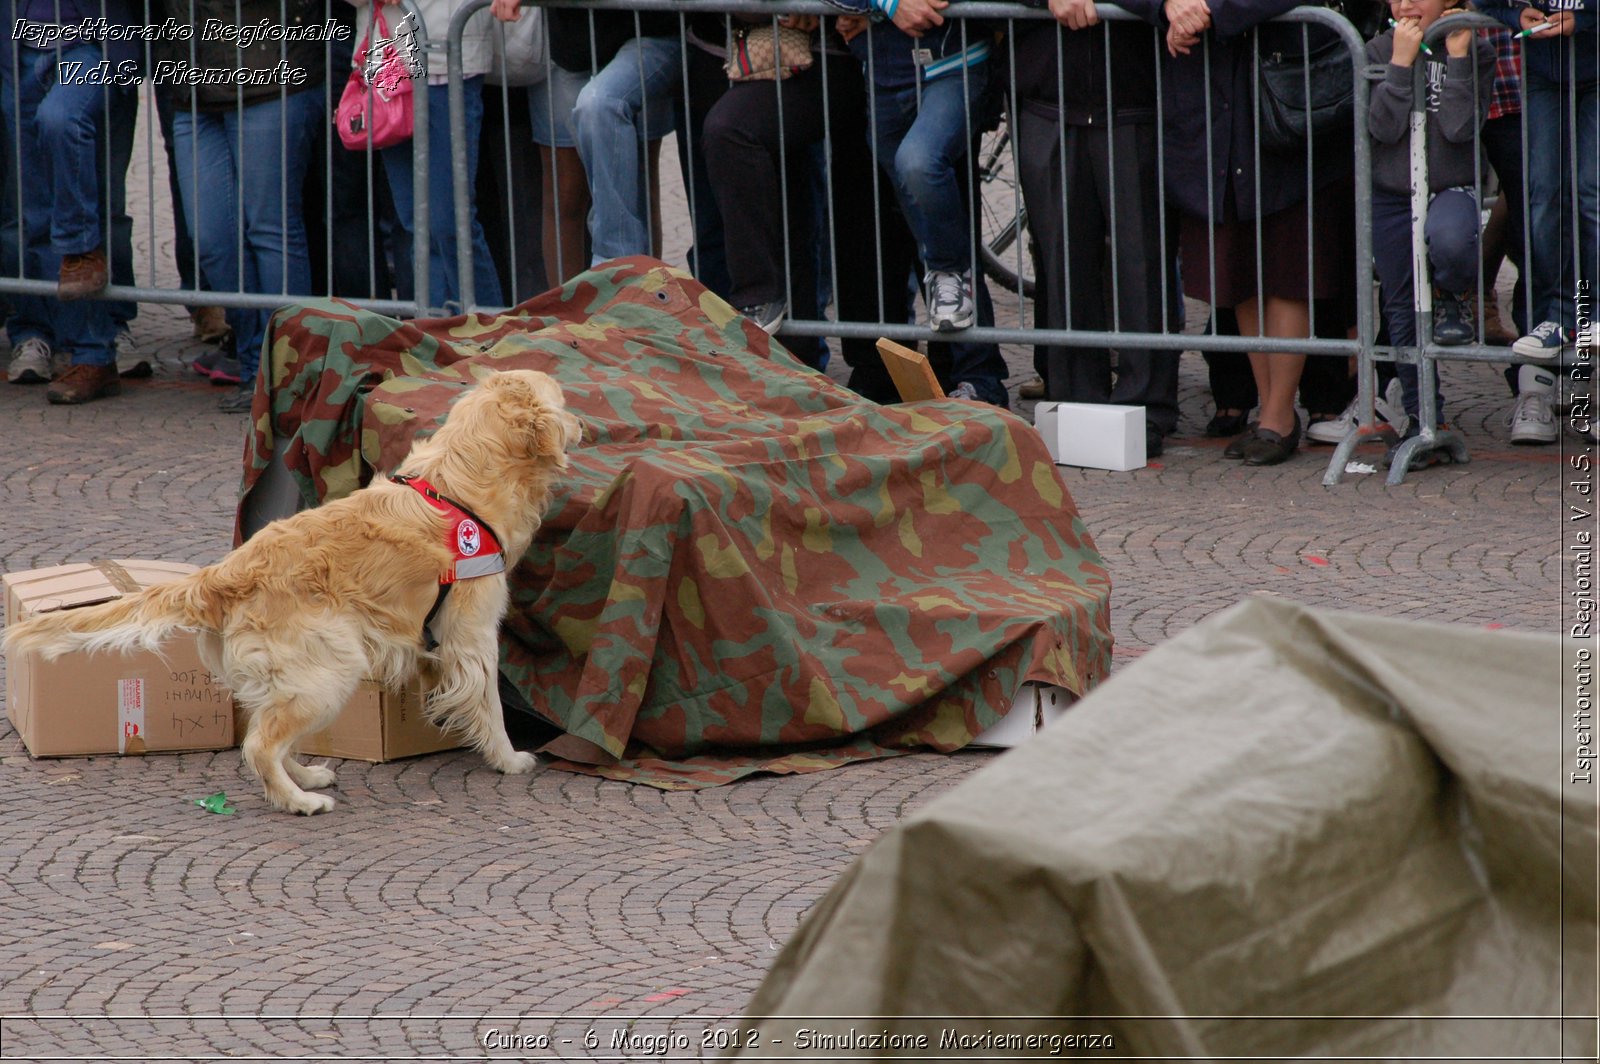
[
  {"x1": 926, "y1": 270, "x2": 975, "y2": 332},
  {"x1": 115, "y1": 327, "x2": 151, "y2": 378},
  {"x1": 1305, "y1": 395, "x2": 1361, "y2": 444},
  {"x1": 6, "y1": 336, "x2": 53, "y2": 384},
  {"x1": 948, "y1": 380, "x2": 980, "y2": 401},
  {"x1": 1507, "y1": 365, "x2": 1557, "y2": 445},
  {"x1": 1376, "y1": 377, "x2": 1409, "y2": 437}
]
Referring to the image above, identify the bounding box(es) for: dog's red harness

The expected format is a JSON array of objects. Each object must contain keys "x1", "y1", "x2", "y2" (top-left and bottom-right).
[{"x1": 391, "y1": 474, "x2": 506, "y2": 649}]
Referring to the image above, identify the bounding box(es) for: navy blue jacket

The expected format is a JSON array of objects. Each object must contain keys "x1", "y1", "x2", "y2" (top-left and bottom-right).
[{"x1": 1119, "y1": 0, "x2": 1353, "y2": 221}]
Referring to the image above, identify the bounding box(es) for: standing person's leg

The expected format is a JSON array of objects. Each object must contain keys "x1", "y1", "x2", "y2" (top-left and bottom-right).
[
  {"x1": 1100, "y1": 120, "x2": 1179, "y2": 441},
  {"x1": 530, "y1": 66, "x2": 591, "y2": 287},
  {"x1": 105, "y1": 83, "x2": 138, "y2": 341},
  {"x1": 1421, "y1": 187, "x2": 1482, "y2": 418},
  {"x1": 35, "y1": 45, "x2": 111, "y2": 299},
  {"x1": 1479, "y1": 112, "x2": 1527, "y2": 336},
  {"x1": 172, "y1": 109, "x2": 248, "y2": 370},
  {"x1": 1370, "y1": 190, "x2": 1420, "y2": 416},
  {"x1": 1576, "y1": 80, "x2": 1599, "y2": 340},
  {"x1": 1, "y1": 46, "x2": 62, "y2": 382},
  {"x1": 704, "y1": 72, "x2": 824, "y2": 318},
  {"x1": 227, "y1": 90, "x2": 320, "y2": 399},
  {"x1": 572, "y1": 35, "x2": 682, "y2": 265},
  {"x1": 678, "y1": 42, "x2": 731, "y2": 299},
  {"x1": 1517, "y1": 71, "x2": 1570, "y2": 348},
  {"x1": 428, "y1": 78, "x2": 501, "y2": 309}
]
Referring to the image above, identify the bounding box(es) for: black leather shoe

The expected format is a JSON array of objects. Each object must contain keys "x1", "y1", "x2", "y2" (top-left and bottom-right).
[
  {"x1": 1206, "y1": 409, "x2": 1250, "y2": 438},
  {"x1": 1242, "y1": 415, "x2": 1302, "y2": 466},
  {"x1": 1222, "y1": 425, "x2": 1259, "y2": 459},
  {"x1": 1145, "y1": 428, "x2": 1165, "y2": 458}
]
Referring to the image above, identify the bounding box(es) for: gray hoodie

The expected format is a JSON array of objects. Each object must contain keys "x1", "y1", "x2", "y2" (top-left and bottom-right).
[{"x1": 1366, "y1": 31, "x2": 1496, "y2": 196}]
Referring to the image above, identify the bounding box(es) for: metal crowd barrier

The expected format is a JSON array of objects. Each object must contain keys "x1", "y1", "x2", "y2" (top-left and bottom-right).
[{"x1": 1, "y1": 0, "x2": 1578, "y2": 486}]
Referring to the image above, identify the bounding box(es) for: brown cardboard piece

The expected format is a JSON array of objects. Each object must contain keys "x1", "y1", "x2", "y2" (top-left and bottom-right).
[
  {"x1": 3, "y1": 560, "x2": 234, "y2": 757},
  {"x1": 292, "y1": 679, "x2": 458, "y2": 763}
]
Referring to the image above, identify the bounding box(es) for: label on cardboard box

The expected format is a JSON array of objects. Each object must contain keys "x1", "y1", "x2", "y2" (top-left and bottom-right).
[{"x1": 3, "y1": 560, "x2": 234, "y2": 758}]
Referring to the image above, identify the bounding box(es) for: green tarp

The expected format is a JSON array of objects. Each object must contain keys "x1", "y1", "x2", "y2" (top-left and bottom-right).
[
  {"x1": 737, "y1": 598, "x2": 1594, "y2": 1058},
  {"x1": 237, "y1": 258, "x2": 1112, "y2": 788}
]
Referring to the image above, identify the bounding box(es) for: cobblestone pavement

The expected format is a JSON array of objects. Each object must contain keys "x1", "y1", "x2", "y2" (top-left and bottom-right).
[{"x1": 0, "y1": 93, "x2": 1569, "y2": 1061}]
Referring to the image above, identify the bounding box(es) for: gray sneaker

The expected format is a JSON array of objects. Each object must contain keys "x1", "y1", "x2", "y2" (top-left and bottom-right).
[
  {"x1": 736, "y1": 301, "x2": 786, "y2": 335},
  {"x1": 926, "y1": 270, "x2": 975, "y2": 332},
  {"x1": 115, "y1": 327, "x2": 152, "y2": 378},
  {"x1": 6, "y1": 336, "x2": 53, "y2": 384}
]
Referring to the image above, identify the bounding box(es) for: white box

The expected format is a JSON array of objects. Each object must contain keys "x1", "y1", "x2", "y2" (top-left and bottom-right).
[
  {"x1": 972, "y1": 682, "x2": 1074, "y2": 748},
  {"x1": 1034, "y1": 402, "x2": 1146, "y2": 471}
]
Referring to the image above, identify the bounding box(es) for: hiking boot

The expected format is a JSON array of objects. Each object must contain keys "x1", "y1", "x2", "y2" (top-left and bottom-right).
[
  {"x1": 1507, "y1": 364, "x2": 1557, "y2": 445},
  {"x1": 115, "y1": 327, "x2": 151, "y2": 378},
  {"x1": 736, "y1": 301, "x2": 786, "y2": 335},
  {"x1": 1431, "y1": 288, "x2": 1474, "y2": 346},
  {"x1": 7, "y1": 336, "x2": 53, "y2": 384},
  {"x1": 925, "y1": 269, "x2": 975, "y2": 331},
  {"x1": 58, "y1": 247, "x2": 108, "y2": 300},
  {"x1": 190, "y1": 305, "x2": 229, "y2": 343},
  {"x1": 45, "y1": 362, "x2": 121, "y2": 404}
]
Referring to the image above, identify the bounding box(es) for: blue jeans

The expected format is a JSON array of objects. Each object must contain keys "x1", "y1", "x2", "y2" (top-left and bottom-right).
[
  {"x1": 382, "y1": 77, "x2": 502, "y2": 312},
  {"x1": 868, "y1": 68, "x2": 986, "y2": 273},
  {"x1": 1525, "y1": 72, "x2": 1599, "y2": 330},
  {"x1": 0, "y1": 43, "x2": 117, "y2": 364},
  {"x1": 572, "y1": 35, "x2": 682, "y2": 265},
  {"x1": 1372, "y1": 188, "x2": 1480, "y2": 420},
  {"x1": 172, "y1": 89, "x2": 320, "y2": 385}
]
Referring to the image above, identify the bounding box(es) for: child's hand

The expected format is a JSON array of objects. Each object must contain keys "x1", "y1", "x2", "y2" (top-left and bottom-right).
[
  {"x1": 490, "y1": 0, "x2": 520, "y2": 21},
  {"x1": 1444, "y1": 25, "x2": 1471, "y2": 56},
  {"x1": 1547, "y1": 10, "x2": 1577, "y2": 34},
  {"x1": 779, "y1": 14, "x2": 819, "y2": 32},
  {"x1": 1391, "y1": 16, "x2": 1422, "y2": 65},
  {"x1": 1518, "y1": 7, "x2": 1548, "y2": 31},
  {"x1": 1050, "y1": 0, "x2": 1101, "y2": 30}
]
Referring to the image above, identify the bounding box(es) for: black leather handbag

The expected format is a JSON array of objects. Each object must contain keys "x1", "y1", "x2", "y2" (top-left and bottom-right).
[{"x1": 1257, "y1": 30, "x2": 1356, "y2": 150}]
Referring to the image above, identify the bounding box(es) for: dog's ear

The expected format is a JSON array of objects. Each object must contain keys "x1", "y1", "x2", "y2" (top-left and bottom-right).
[{"x1": 531, "y1": 408, "x2": 580, "y2": 461}]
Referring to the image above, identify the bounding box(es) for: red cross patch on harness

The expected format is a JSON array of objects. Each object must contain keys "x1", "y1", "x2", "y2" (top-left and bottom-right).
[{"x1": 392, "y1": 475, "x2": 506, "y2": 584}]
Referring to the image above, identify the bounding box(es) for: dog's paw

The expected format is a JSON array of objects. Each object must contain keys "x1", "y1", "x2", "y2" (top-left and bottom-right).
[
  {"x1": 492, "y1": 750, "x2": 539, "y2": 775},
  {"x1": 299, "y1": 763, "x2": 337, "y2": 790},
  {"x1": 286, "y1": 792, "x2": 336, "y2": 816}
]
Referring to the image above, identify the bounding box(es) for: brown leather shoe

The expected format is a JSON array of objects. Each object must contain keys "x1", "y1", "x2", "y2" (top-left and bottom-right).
[
  {"x1": 58, "y1": 247, "x2": 108, "y2": 300},
  {"x1": 46, "y1": 362, "x2": 121, "y2": 404},
  {"x1": 190, "y1": 305, "x2": 229, "y2": 343}
]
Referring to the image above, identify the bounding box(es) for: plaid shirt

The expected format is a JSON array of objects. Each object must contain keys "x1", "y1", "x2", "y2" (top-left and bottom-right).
[{"x1": 1479, "y1": 24, "x2": 1523, "y2": 120}]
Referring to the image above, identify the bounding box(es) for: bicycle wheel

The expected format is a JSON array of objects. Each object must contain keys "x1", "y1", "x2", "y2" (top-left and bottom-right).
[{"x1": 975, "y1": 121, "x2": 1035, "y2": 300}]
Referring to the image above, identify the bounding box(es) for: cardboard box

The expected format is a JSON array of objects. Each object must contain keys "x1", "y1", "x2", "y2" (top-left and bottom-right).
[
  {"x1": 3, "y1": 560, "x2": 234, "y2": 757},
  {"x1": 972, "y1": 682, "x2": 1074, "y2": 748},
  {"x1": 293, "y1": 679, "x2": 458, "y2": 762},
  {"x1": 1034, "y1": 402, "x2": 1147, "y2": 471}
]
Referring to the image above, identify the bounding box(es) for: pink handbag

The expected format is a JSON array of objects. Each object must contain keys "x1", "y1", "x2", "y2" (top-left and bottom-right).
[{"x1": 335, "y1": 7, "x2": 416, "y2": 151}]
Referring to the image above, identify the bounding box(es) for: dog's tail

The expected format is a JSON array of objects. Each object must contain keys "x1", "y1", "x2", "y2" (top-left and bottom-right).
[{"x1": 2, "y1": 571, "x2": 223, "y2": 661}]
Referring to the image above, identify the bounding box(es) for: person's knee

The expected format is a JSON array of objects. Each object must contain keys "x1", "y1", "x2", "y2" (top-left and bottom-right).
[
  {"x1": 573, "y1": 80, "x2": 635, "y2": 134},
  {"x1": 893, "y1": 135, "x2": 947, "y2": 198},
  {"x1": 36, "y1": 90, "x2": 94, "y2": 143}
]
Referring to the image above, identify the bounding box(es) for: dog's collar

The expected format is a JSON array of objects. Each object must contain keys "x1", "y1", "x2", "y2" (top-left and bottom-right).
[{"x1": 390, "y1": 474, "x2": 506, "y2": 584}]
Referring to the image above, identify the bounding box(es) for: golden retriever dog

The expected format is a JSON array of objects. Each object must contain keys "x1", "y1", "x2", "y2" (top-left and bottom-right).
[{"x1": 3, "y1": 369, "x2": 580, "y2": 815}]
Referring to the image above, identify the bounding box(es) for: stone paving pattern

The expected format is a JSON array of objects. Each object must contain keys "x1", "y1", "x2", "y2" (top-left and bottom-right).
[{"x1": 0, "y1": 90, "x2": 1567, "y2": 1060}]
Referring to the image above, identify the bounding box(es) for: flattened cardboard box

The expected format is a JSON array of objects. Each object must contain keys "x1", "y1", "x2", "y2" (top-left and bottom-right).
[
  {"x1": 291, "y1": 679, "x2": 458, "y2": 763},
  {"x1": 3, "y1": 560, "x2": 234, "y2": 757}
]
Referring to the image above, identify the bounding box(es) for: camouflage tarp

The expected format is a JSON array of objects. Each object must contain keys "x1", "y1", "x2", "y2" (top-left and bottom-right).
[{"x1": 236, "y1": 258, "x2": 1112, "y2": 788}]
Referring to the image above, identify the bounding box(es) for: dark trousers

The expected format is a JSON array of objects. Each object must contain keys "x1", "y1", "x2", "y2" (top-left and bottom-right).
[
  {"x1": 677, "y1": 43, "x2": 731, "y2": 300},
  {"x1": 1015, "y1": 105, "x2": 1179, "y2": 434},
  {"x1": 1480, "y1": 111, "x2": 1527, "y2": 335},
  {"x1": 705, "y1": 55, "x2": 922, "y2": 391},
  {"x1": 1372, "y1": 187, "x2": 1480, "y2": 420}
]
